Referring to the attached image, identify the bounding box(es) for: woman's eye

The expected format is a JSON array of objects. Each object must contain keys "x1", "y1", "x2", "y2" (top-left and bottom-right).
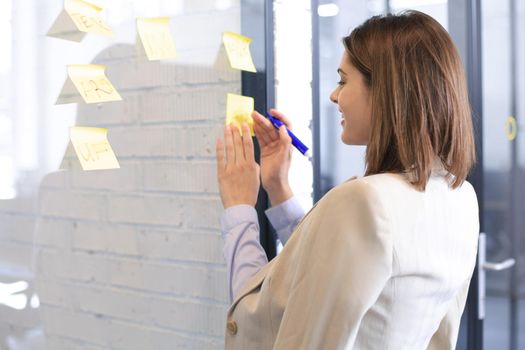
[{"x1": 337, "y1": 80, "x2": 345, "y2": 86}]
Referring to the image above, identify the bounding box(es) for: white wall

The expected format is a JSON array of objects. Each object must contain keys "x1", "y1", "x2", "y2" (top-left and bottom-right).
[{"x1": 274, "y1": 0, "x2": 314, "y2": 212}]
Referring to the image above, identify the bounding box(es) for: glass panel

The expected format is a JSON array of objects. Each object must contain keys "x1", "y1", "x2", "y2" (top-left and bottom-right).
[
  {"x1": 511, "y1": 0, "x2": 525, "y2": 348},
  {"x1": 0, "y1": 0, "x2": 252, "y2": 348},
  {"x1": 318, "y1": 0, "x2": 386, "y2": 195},
  {"x1": 481, "y1": 0, "x2": 525, "y2": 348},
  {"x1": 517, "y1": 1, "x2": 525, "y2": 347}
]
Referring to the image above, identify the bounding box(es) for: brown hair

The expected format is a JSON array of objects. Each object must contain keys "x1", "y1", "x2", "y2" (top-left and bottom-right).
[{"x1": 343, "y1": 10, "x2": 476, "y2": 190}]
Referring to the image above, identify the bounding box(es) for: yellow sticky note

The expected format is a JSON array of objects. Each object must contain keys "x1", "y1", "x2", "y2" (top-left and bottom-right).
[
  {"x1": 137, "y1": 17, "x2": 177, "y2": 60},
  {"x1": 70, "y1": 126, "x2": 120, "y2": 171},
  {"x1": 222, "y1": 32, "x2": 257, "y2": 73},
  {"x1": 226, "y1": 93, "x2": 254, "y2": 136},
  {"x1": 47, "y1": 0, "x2": 112, "y2": 42},
  {"x1": 56, "y1": 64, "x2": 122, "y2": 104}
]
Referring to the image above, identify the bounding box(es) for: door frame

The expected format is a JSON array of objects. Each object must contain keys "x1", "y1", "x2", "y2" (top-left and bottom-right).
[
  {"x1": 448, "y1": 0, "x2": 484, "y2": 348},
  {"x1": 242, "y1": 0, "x2": 278, "y2": 260}
]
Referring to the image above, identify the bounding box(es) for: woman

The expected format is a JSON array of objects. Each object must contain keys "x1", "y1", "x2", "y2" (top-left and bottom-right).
[{"x1": 216, "y1": 10, "x2": 479, "y2": 349}]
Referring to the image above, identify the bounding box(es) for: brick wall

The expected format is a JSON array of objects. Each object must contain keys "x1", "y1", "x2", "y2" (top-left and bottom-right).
[{"x1": 0, "y1": 1, "x2": 243, "y2": 348}]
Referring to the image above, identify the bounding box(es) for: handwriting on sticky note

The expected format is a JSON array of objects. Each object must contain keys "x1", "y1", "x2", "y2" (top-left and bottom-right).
[
  {"x1": 65, "y1": 0, "x2": 112, "y2": 35},
  {"x1": 226, "y1": 93, "x2": 255, "y2": 137},
  {"x1": 70, "y1": 126, "x2": 120, "y2": 171},
  {"x1": 66, "y1": 64, "x2": 122, "y2": 104},
  {"x1": 222, "y1": 32, "x2": 257, "y2": 73},
  {"x1": 47, "y1": 0, "x2": 112, "y2": 41},
  {"x1": 68, "y1": 12, "x2": 111, "y2": 35},
  {"x1": 137, "y1": 17, "x2": 177, "y2": 60}
]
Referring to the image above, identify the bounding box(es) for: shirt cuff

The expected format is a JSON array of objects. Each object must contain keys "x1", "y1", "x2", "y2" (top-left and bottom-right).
[
  {"x1": 220, "y1": 205, "x2": 259, "y2": 235},
  {"x1": 264, "y1": 196, "x2": 304, "y2": 232}
]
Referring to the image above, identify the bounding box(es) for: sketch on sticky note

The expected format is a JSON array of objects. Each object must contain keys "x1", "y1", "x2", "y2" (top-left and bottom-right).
[
  {"x1": 136, "y1": 17, "x2": 177, "y2": 61},
  {"x1": 77, "y1": 142, "x2": 111, "y2": 162},
  {"x1": 69, "y1": 12, "x2": 111, "y2": 34},
  {"x1": 79, "y1": 79, "x2": 115, "y2": 99}
]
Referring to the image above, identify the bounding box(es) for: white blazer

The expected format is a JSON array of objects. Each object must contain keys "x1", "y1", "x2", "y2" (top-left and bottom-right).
[{"x1": 225, "y1": 169, "x2": 479, "y2": 349}]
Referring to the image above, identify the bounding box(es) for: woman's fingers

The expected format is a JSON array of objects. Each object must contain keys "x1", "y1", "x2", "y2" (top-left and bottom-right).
[
  {"x1": 223, "y1": 122, "x2": 256, "y2": 165},
  {"x1": 241, "y1": 123, "x2": 255, "y2": 163},
  {"x1": 224, "y1": 124, "x2": 235, "y2": 165},
  {"x1": 253, "y1": 111, "x2": 279, "y2": 142},
  {"x1": 253, "y1": 114, "x2": 271, "y2": 147},
  {"x1": 269, "y1": 108, "x2": 293, "y2": 131},
  {"x1": 231, "y1": 123, "x2": 244, "y2": 163}
]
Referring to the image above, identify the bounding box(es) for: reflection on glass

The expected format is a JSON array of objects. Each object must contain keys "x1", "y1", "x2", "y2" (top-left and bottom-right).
[
  {"x1": 1, "y1": 0, "x2": 245, "y2": 349},
  {"x1": 0, "y1": 281, "x2": 28, "y2": 310},
  {"x1": 0, "y1": 0, "x2": 14, "y2": 199}
]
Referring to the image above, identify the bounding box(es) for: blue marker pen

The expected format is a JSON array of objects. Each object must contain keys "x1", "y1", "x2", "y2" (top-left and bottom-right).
[{"x1": 265, "y1": 112, "x2": 311, "y2": 158}]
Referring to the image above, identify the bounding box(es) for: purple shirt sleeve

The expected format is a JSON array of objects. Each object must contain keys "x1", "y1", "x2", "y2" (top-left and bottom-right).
[
  {"x1": 264, "y1": 196, "x2": 306, "y2": 246},
  {"x1": 221, "y1": 205, "x2": 268, "y2": 303},
  {"x1": 220, "y1": 196, "x2": 305, "y2": 303}
]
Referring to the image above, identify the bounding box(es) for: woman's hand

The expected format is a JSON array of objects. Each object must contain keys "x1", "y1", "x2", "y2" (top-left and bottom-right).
[
  {"x1": 252, "y1": 109, "x2": 294, "y2": 206},
  {"x1": 216, "y1": 123, "x2": 260, "y2": 209}
]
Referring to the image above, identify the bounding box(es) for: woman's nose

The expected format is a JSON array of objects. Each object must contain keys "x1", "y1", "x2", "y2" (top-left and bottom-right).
[{"x1": 329, "y1": 89, "x2": 338, "y2": 104}]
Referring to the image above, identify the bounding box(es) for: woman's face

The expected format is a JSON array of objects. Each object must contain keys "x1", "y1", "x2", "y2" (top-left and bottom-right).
[{"x1": 329, "y1": 52, "x2": 372, "y2": 145}]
